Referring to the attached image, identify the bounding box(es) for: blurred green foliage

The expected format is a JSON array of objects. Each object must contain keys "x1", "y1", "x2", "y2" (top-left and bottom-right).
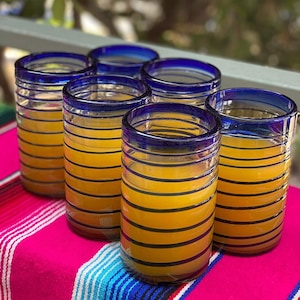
[
  {"x1": 1, "y1": 0, "x2": 300, "y2": 71},
  {"x1": 19, "y1": 0, "x2": 45, "y2": 18},
  {"x1": 51, "y1": 0, "x2": 66, "y2": 25},
  {"x1": 138, "y1": 0, "x2": 300, "y2": 72}
]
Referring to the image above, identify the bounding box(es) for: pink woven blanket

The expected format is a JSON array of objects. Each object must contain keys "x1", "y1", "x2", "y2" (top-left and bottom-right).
[{"x1": 1, "y1": 123, "x2": 299, "y2": 300}]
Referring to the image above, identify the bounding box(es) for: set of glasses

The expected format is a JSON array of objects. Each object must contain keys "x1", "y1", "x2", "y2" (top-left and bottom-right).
[{"x1": 14, "y1": 44, "x2": 298, "y2": 284}]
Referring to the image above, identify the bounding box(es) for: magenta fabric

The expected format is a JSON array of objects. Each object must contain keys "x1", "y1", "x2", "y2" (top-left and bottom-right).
[
  {"x1": 0, "y1": 122, "x2": 299, "y2": 300},
  {"x1": 0, "y1": 123, "x2": 19, "y2": 181},
  {"x1": 10, "y1": 208, "x2": 105, "y2": 300}
]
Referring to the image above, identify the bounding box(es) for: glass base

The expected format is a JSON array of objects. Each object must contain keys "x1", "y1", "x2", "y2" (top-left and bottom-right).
[
  {"x1": 21, "y1": 176, "x2": 65, "y2": 198},
  {"x1": 213, "y1": 234, "x2": 282, "y2": 255},
  {"x1": 66, "y1": 213, "x2": 120, "y2": 241},
  {"x1": 121, "y1": 253, "x2": 209, "y2": 285}
]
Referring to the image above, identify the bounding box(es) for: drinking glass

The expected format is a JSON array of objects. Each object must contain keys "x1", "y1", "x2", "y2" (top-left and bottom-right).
[
  {"x1": 120, "y1": 102, "x2": 221, "y2": 283},
  {"x1": 88, "y1": 44, "x2": 159, "y2": 77},
  {"x1": 63, "y1": 75, "x2": 151, "y2": 240},
  {"x1": 15, "y1": 52, "x2": 96, "y2": 197},
  {"x1": 205, "y1": 87, "x2": 298, "y2": 254},
  {"x1": 141, "y1": 57, "x2": 221, "y2": 107}
]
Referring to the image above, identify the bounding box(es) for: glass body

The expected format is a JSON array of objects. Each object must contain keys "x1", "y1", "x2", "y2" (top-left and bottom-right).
[
  {"x1": 141, "y1": 57, "x2": 221, "y2": 107},
  {"x1": 88, "y1": 44, "x2": 159, "y2": 77},
  {"x1": 205, "y1": 88, "x2": 298, "y2": 255},
  {"x1": 63, "y1": 75, "x2": 151, "y2": 240},
  {"x1": 121, "y1": 102, "x2": 221, "y2": 284},
  {"x1": 15, "y1": 52, "x2": 96, "y2": 197}
]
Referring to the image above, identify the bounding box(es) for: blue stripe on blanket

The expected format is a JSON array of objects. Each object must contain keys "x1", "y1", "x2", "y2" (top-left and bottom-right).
[
  {"x1": 73, "y1": 243, "x2": 224, "y2": 300},
  {"x1": 73, "y1": 242, "x2": 178, "y2": 300},
  {"x1": 287, "y1": 280, "x2": 300, "y2": 300}
]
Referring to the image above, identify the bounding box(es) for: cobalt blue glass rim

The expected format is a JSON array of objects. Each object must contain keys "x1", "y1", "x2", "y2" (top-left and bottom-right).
[
  {"x1": 122, "y1": 102, "x2": 222, "y2": 148},
  {"x1": 15, "y1": 51, "x2": 97, "y2": 83},
  {"x1": 88, "y1": 44, "x2": 159, "y2": 66},
  {"x1": 140, "y1": 57, "x2": 221, "y2": 93},
  {"x1": 205, "y1": 87, "x2": 298, "y2": 124},
  {"x1": 63, "y1": 74, "x2": 152, "y2": 111}
]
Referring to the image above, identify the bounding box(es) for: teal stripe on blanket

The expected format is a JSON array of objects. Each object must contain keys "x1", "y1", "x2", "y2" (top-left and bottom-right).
[
  {"x1": 73, "y1": 242, "x2": 120, "y2": 300},
  {"x1": 72, "y1": 242, "x2": 178, "y2": 300}
]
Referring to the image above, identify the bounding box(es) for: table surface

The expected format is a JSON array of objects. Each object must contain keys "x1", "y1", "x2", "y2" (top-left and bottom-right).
[{"x1": 0, "y1": 121, "x2": 300, "y2": 300}]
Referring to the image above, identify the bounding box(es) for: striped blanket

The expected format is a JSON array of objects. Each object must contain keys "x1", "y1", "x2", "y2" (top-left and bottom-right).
[{"x1": 0, "y1": 122, "x2": 300, "y2": 300}]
